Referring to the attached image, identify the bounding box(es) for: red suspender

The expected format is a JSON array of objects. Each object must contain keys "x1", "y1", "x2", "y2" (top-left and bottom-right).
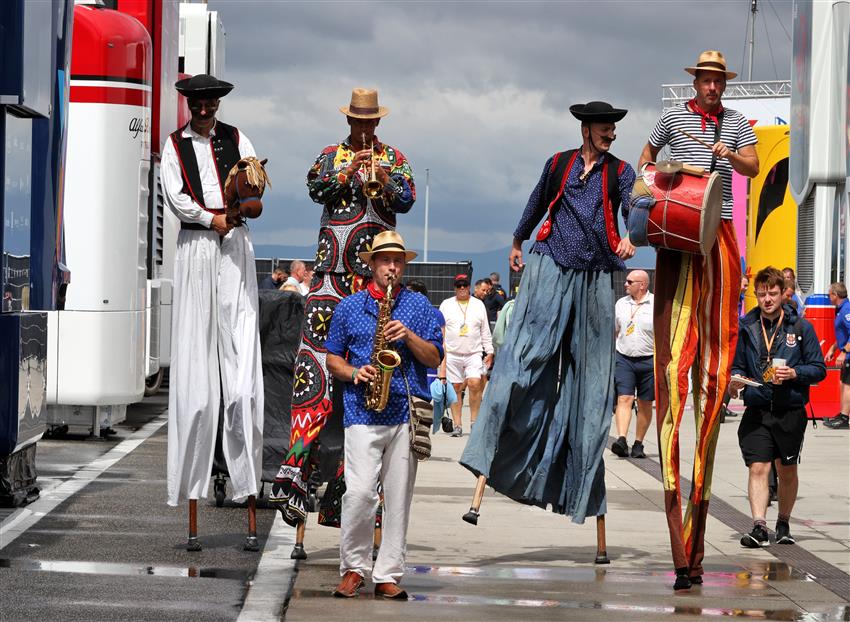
[
  {"x1": 600, "y1": 160, "x2": 626, "y2": 253},
  {"x1": 536, "y1": 150, "x2": 580, "y2": 242}
]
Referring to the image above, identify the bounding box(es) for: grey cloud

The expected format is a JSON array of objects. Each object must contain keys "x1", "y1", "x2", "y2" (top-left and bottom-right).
[{"x1": 209, "y1": 0, "x2": 792, "y2": 254}]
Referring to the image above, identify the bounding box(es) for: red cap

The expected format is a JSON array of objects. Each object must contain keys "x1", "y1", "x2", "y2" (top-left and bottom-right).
[{"x1": 454, "y1": 274, "x2": 470, "y2": 286}]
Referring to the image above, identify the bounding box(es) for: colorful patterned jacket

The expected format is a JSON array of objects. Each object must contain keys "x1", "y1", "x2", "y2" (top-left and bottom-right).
[{"x1": 307, "y1": 136, "x2": 415, "y2": 277}]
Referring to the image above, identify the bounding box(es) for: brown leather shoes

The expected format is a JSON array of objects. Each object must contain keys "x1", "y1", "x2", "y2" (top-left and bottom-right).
[
  {"x1": 374, "y1": 582, "x2": 408, "y2": 600},
  {"x1": 332, "y1": 571, "x2": 364, "y2": 598}
]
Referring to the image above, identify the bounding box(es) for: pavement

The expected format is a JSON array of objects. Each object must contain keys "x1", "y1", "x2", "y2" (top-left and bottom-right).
[{"x1": 1, "y1": 391, "x2": 848, "y2": 621}]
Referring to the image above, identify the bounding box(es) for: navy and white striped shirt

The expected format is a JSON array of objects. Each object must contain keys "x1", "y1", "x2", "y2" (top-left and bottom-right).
[{"x1": 648, "y1": 103, "x2": 757, "y2": 219}]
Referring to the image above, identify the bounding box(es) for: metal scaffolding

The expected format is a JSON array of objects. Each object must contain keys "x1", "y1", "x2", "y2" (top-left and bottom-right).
[{"x1": 661, "y1": 80, "x2": 791, "y2": 108}]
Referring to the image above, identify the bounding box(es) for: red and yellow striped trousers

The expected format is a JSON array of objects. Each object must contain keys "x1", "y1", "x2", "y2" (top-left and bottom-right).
[{"x1": 653, "y1": 220, "x2": 740, "y2": 577}]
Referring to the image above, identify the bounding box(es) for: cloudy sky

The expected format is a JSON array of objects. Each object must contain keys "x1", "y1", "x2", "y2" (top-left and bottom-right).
[{"x1": 208, "y1": 0, "x2": 793, "y2": 269}]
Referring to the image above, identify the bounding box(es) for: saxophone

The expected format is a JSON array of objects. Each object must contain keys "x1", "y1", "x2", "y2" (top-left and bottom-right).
[{"x1": 365, "y1": 274, "x2": 402, "y2": 412}]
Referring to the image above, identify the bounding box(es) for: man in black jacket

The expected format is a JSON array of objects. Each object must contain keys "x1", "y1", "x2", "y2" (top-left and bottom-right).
[{"x1": 729, "y1": 266, "x2": 826, "y2": 549}]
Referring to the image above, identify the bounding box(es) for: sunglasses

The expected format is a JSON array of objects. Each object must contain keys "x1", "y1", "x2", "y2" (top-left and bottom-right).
[{"x1": 455, "y1": 283, "x2": 470, "y2": 288}]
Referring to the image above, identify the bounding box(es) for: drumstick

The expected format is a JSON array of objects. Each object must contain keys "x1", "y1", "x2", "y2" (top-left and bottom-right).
[{"x1": 675, "y1": 128, "x2": 714, "y2": 150}]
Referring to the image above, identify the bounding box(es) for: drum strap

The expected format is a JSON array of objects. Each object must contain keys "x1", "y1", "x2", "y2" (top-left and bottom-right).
[{"x1": 709, "y1": 112, "x2": 724, "y2": 173}]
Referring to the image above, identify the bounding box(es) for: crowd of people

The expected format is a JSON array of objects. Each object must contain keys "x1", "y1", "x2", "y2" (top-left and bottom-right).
[{"x1": 161, "y1": 52, "x2": 849, "y2": 602}]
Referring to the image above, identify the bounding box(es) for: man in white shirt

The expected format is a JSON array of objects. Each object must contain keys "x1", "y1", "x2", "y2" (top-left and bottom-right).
[
  {"x1": 282, "y1": 260, "x2": 308, "y2": 295},
  {"x1": 161, "y1": 74, "x2": 264, "y2": 552},
  {"x1": 439, "y1": 274, "x2": 493, "y2": 437},
  {"x1": 611, "y1": 270, "x2": 654, "y2": 459}
]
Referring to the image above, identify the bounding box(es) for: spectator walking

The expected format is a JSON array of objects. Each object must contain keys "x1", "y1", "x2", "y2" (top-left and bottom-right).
[
  {"x1": 729, "y1": 267, "x2": 826, "y2": 547},
  {"x1": 782, "y1": 267, "x2": 805, "y2": 317},
  {"x1": 260, "y1": 267, "x2": 286, "y2": 290},
  {"x1": 439, "y1": 274, "x2": 493, "y2": 437},
  {"x1": 283, "y1": 260, "x2": 307, "y2": 293},
  {"x1": 489, "y1": 272, "x2": 507, "y2": 300},
  {"x1": 823, "y1": 282, "x2": 850, "y2": 429},
  {"x1": 484, "y1": 274, "x2": 506, "y2": 323},
  {"x1": 611, "y1": 270, "x2": 655, "y2": 459}
]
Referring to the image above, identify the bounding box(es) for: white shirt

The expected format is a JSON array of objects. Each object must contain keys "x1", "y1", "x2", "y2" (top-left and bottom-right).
[
  {"x1": 615, "y1": 292, "x2": 654, "y2": 357},
  {"x1": 439, "y1": 295, "x2": 493, "y2": 356},
  {"x1": 161, "y1": 122, "x2": 256, "y2": 227}
]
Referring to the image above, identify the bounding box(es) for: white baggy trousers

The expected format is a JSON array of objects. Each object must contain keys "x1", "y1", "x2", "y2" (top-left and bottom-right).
[
  {"x1": 340, "y1": 423, "x2": 417, "y2": 584},
  {"x1": 167, "y1": 227, "x2": 264, "y2": 506}
]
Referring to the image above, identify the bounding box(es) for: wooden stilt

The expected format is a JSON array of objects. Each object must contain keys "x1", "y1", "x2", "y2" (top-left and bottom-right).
[
  {"x1": 244, "y1": 495, "x2": 260, "y2": 551},
  {"x1": 372, "y1": 525, "x2": 383, "y2": 561},
  {"x1": 187, "y1": 499, "x2": 201, "y2": 551},
  {"x1": 290, "y1": 520, "x2": 307, "y2": 560},
  {"x1": 462, "y1": 475, "x2": 487, "y2": 525},
  {"x1": 594, "y1": 514, "x2": 610, "y2": 564}
]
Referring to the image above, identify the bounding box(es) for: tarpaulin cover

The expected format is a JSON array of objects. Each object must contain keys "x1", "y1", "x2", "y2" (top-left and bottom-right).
[{"x1": 257, "y1": 290, "x2": 305, "y2": 482}]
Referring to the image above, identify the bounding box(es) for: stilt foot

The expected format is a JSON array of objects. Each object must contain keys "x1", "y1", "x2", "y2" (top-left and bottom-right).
[
  {"x1": 290, "y1": 543, "x2": 307, "y2": 560},
  {"x1": 462, "y1": 509, "x2": 479, "y2": 525}
]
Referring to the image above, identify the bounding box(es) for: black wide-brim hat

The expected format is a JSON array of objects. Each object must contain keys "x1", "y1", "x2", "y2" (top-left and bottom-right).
[
  {"x1": 569, "y1": 101, "x2": 628, "y2": 123},
  {"x1": 175, "y1": 74, "x2": 234, "y2": 99}
]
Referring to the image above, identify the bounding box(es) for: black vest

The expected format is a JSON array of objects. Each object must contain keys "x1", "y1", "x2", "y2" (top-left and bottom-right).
[{"x1": 169, "y1": 121, "x2": 240, "y2": 213}]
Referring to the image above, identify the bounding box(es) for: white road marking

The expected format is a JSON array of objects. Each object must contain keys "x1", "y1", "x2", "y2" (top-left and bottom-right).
[
  {"x1": 238, "y1": 512, "x2": 298, "y2": 622},
  {"x1": 0, "y1": 414, "x2": 168, "y2": 550}
]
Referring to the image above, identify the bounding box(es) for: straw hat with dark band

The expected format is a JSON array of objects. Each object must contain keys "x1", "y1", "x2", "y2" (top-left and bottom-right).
[
  {"x1": 685, "y1": 50, "x2": 738, "y2": 79},
  {"x1": 358, "y1": 231, "x2": 417, "y2": 263},
  {"x1": 340, "y1": 88, "x2": 389, "y2": 119},
  {"x1": 174, "y1": 74, "x2": 234, "y2": 99}
]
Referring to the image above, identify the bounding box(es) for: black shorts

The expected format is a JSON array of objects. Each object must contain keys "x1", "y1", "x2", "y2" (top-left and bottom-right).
[
  {"x1": 614, "y1": 352, "x2": 655, "y2": 402},
  {"x1": 738, "y1": 407, "x2": 807, "y2": 466},
  {"x1": 841, "y1": 357, "x2": 850, "y2": 384}
]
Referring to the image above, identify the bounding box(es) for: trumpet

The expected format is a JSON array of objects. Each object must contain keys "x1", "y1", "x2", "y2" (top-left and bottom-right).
[{"x1": 361, "y1": 132, "x2": 384, "y2": 199}]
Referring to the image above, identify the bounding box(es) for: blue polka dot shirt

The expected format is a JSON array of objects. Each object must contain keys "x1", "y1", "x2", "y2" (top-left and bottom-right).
[
  {"x1": 513, "y1": 151, "x2": 636, "y2": 272},
  {"x1": 325, "y1": 288, "x2": 444, "y2": 427}
]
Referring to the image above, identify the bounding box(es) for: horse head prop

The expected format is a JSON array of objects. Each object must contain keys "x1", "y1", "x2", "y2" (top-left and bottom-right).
[{"x1": 224, "y1": 157, "x2": 271, "y2": 228}]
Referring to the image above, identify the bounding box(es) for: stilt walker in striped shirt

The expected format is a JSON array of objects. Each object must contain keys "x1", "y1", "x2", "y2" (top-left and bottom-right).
[{"x1": 638, "y1": 51, "x2": 759, "y2": 590}]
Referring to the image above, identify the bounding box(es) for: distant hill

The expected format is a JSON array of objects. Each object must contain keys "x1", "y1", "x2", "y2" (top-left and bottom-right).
[{"x1": 255, "y1": 243, "x2": 656, "y2": 279}]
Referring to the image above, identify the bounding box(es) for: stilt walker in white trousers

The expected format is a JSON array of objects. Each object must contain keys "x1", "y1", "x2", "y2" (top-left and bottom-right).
[{"x1": 162, "y1": 74, "x2": 264, "y2": 551}]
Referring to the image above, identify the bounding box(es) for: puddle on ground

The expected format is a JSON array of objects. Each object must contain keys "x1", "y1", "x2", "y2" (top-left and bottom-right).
[
  {"x1": 291, "y1": 588, "x2": 848, "y2": 621},
  {"x1": 0, "y1": 558, "x2": 250, "y2": 582},
  {"x1": 408, "y1": 561, "x2": 812, "y2": 587}
]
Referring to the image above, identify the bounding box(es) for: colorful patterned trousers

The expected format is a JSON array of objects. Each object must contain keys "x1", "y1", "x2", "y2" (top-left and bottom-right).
[
  {"x1": 653, "y1": 220, "x2": 740, "y2": 577},
  {"x1": 270, "y1": 271, "x2": 364, "y2": 526}
]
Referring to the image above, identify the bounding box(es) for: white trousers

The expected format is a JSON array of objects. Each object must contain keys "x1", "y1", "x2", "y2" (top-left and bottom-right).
[
  {"x1": 166, "y1": 227, "x2": 264, "y2": 506},
  {"x1": 340, "y1": 423, "x2": 417, "y2": 584}
]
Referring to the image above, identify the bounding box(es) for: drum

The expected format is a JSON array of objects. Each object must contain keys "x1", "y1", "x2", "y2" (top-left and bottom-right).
[{"x1": 628, "y1": 162, "x2": 722, "y2": 255}]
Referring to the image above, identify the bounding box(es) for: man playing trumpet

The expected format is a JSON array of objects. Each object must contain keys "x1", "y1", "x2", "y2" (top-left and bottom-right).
[{"x1": 271, "y1": 89, "x2": 416, "y2": 534}]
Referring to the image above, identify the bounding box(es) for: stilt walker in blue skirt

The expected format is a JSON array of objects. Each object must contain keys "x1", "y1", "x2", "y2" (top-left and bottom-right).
[{"x1": 460, "y1": 101, "x2": 636, "y2": 534}]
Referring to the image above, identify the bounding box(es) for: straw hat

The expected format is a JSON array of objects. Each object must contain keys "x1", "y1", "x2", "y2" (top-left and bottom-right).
[
  {"x1": 685, "y1": 50, "x2": 738, "y2": 79},
  {"x1": 339, "y1": 88, "x2": 389, "y2": 119},
  {"x1": 358, "y1": 231, "x2": 417, "y2": 263},
  {"x1": 174, "y1": 74, "x2": 234, "y2": 99}
]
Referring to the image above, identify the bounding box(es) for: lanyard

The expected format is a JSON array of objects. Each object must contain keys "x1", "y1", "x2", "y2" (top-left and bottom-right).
[
  {"x1": 760, "y1": 310, "x2": 784, "y2": 356},
  {"x1": 457, "y1": 299, "x2": 469, "y2": 324}
]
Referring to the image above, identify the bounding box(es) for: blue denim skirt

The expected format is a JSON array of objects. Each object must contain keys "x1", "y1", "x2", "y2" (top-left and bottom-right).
[{"x1": 459, "y1": 252, "x2": 615, "y2": 523}]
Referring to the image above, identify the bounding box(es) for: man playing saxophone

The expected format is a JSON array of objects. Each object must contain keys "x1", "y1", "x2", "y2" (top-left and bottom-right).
[{"x1": 324, "y1": 231, "x2": 443, "y2": 600}]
